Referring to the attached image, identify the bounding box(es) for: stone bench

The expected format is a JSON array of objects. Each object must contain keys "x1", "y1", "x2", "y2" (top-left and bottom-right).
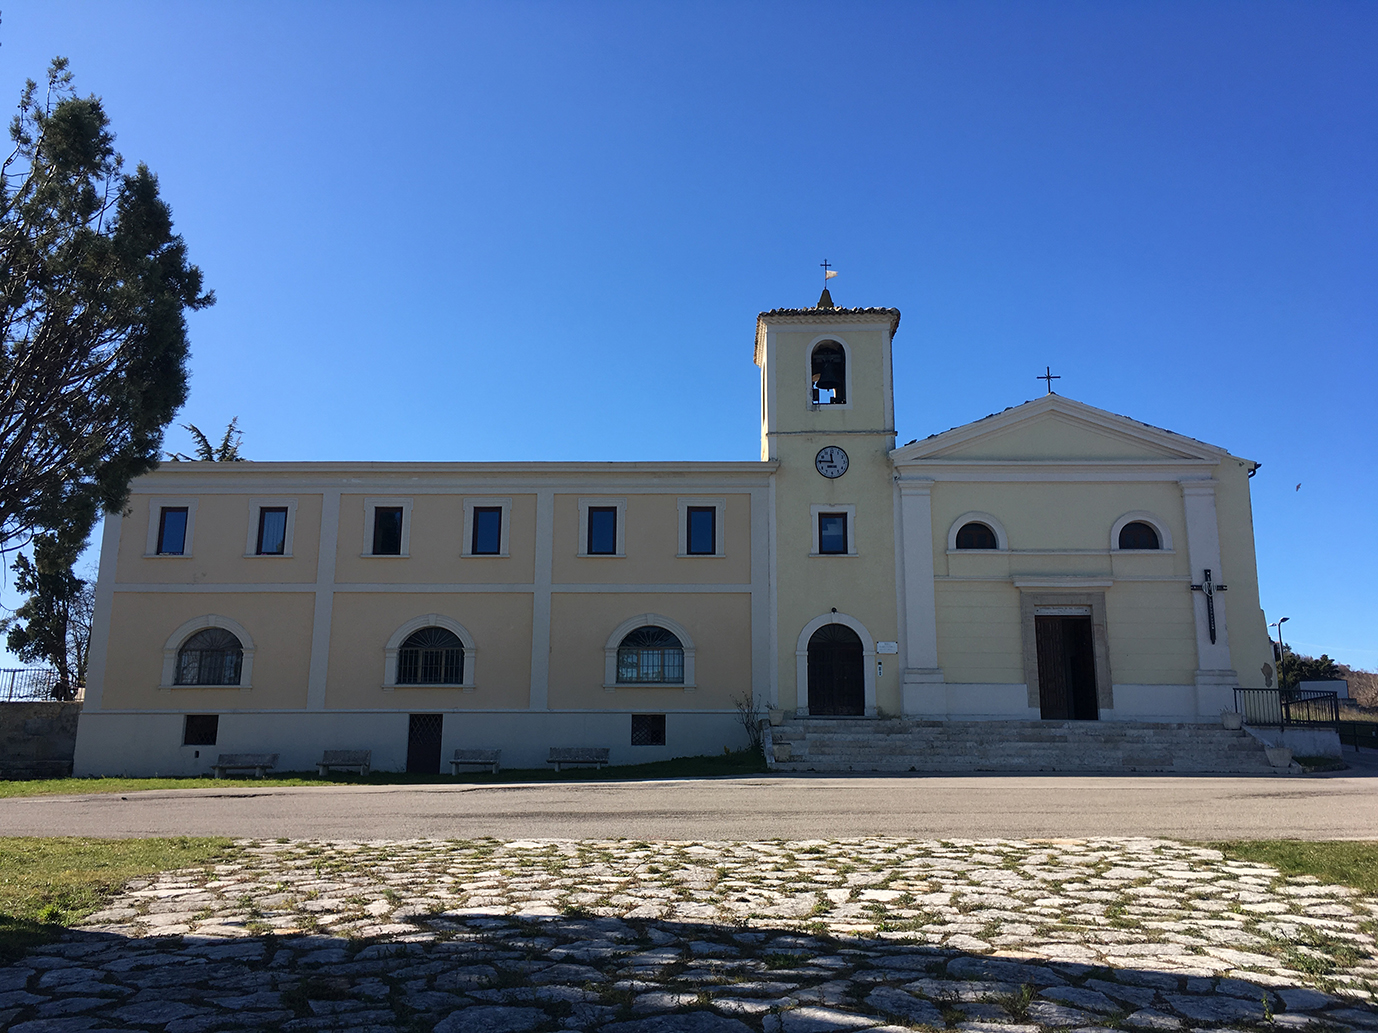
[
  {"x1": 317, "y1": 749, "x2": 371, "y2": 776},
  {"x1": 211, "y1": 753, "x2": 279, "y2": 779},
  {"x1": 547, "y1": 747, "x2": 610, "y2": 771},
  {"x1": 451, "y1": 748, "x2": 501, "y2": 775}
]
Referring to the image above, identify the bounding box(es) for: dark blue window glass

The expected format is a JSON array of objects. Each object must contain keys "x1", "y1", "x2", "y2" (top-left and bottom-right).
[
  {"x1": 818, "y1": 513, "x2": 848, "y2": 555},
  {"x1": 588, "y1": 507, "x2": 617, "y2": 555},
  {"x1": 473, "y1": 507, "x2": 502, "y2": 555},
  {"x1": 373, "y1": 507, "x2": 404, "y2": 555},
  {"x1": 257, "y1": 508, "x2": 288, "y2": 555},
  {"x1": 157, "y1": 507, "x2": 188, "y2": 555},
  {"x1": 687, "y1": 507, "x2": 716, "y2": 555}
]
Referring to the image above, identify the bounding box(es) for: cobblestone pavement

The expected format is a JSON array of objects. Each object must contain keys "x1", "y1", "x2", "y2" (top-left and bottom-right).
[{"x1": 2, "y1": 837, "x2": 1376, "y2": 1033}]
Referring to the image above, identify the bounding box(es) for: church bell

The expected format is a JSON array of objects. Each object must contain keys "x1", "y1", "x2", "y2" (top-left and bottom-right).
[{"x1": 814, "y1": 360, "x2": 843, "y2": 393}]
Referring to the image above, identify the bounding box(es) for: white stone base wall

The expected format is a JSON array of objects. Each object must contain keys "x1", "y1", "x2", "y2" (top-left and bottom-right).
[
  {"x1": 1243, "y1": 725, "x2": 1343, "y2": 758},
  {"x1": 73, "y1": 710, "x2": 749, "y2": 778}
]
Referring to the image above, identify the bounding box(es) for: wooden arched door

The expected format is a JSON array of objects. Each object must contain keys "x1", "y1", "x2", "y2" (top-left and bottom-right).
[{"x1": 807, "y1": 623, "x2": 864, "y2": 716}]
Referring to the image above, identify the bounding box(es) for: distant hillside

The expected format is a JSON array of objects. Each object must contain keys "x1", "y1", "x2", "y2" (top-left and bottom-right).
[{"x1": 1340, "y1": 665, "x2": 1378, "y2": 707}]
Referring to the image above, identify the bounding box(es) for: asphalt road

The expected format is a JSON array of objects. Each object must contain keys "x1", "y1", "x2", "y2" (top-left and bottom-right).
[{"x1": 3, "y1": 763, "x2": 1377, "y2": 841}]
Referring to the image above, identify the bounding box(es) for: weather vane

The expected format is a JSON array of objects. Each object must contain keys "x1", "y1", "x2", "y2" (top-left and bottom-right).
[
  {"x1": 820, "y1": 259, "x2": 837, "y2": 287},
  {"x1": 1037, "y1": 366, "x2": 1060, "y2": 394}
]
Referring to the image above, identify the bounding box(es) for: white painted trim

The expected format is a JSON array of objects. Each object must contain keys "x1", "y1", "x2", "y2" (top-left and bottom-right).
[
  {"x1": 750, "y1": 484, "x2": 773, "y2": 710},
  {"x1": 577, "y1": 497, "x2": 626, "y2": 557},
  {"x1": 306, "y1": 490, "x2": 340, "y2": 711},
  {"x1": 382, "y1": 613, "x2": 477, "y2": 690},
  {"x1": 160, "y1": 614, "x2": 255, "y2": 689},
  {"x1": 529, "y1": 488, "x2": 554, "y2": 710},
  {"x1": 243, "y1": 497, "x2": 298, "y2": 557},
  {"x1": 603, "y1": 613, "x2": 696, "y2": 690},
  {"x1": 145, "y1": 497, "x2": 199, "y2": 557},
  {"x1": 805, "y1": 335, "x2": 854, "y2": 410},
  {"x1": 810, "y1": 503, "x2": 858, "y2": 556},
  {"x1": 898, "y1": 479, "x2": 942, "y2": 685},
  {"x1": 676, "y1": 496, "x2": 726, "y2": 557},
  {"x1": 363, "y1": 496, "x2": 412, "y2": 557},
  {"x1": 1179, "y1": 478, "x2": 1232, "y2": 672},
  {"x1": 794, "y1": 611, "x2": 878, "y2": 716},
  {"x1": 81, "y1": 514, "x2": 123, "y2": 712},
  {"x1": 461, "y1": 497, "x2": 512, "y2": 557},
  {"x1": 947, "y1": 510, "x2": 1009, "y2": 552},
  {"x1": 1110, "y1": 510, "x2": 1174, "y2": 552},
  {"x1": 767, "y1": 475, "x2": 779, "y2": 704}
]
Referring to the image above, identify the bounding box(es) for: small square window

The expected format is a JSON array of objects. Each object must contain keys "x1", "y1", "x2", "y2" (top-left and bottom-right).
[
  {"x1": 183, "y1": 714, "x2": 219, "y2": 746},
  {"x1": 256, "y1": 507, "x2": 288, "y2": 555},
  {"x1": 818, "y1": 512, "x2": 848, "y2": 555},
  {"x1": 588, "y1": 507, "x2": 617, "y2": 555},
  {"x1": 373, "y1": 507, "x2": 404, "y2": 555},
  {"x1": 631, "y1": 713, "x2": 666, "y2": 746},
  {"x1": 687, "y1": 507, "x2": 716, "y2": 555},
  {"x1": 157, "y1": 507, "x2": 188, "y2": 555},
  {"x1": 472, "y1": 507, "x2": 502, "y2": 555}
]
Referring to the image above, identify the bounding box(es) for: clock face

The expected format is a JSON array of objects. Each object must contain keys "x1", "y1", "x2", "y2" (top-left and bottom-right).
[{"x1": 815, "y1": 446, "x2": 849, "y2": 478}]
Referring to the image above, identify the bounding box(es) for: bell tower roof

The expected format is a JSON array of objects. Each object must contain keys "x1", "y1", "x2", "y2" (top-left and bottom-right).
[{"x1": 754, "y1": 302, "x2": 901, "y2": 367}]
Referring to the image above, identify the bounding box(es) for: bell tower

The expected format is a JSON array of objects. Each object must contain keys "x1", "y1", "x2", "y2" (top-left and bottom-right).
[{"x1": 755, "y1": 289, "x2": 902, "y2": 717}]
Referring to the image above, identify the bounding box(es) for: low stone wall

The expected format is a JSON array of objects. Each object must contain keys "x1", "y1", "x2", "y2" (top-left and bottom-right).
[{"x1": 0, "y1": 702, "x2": 81, "y2": 779}]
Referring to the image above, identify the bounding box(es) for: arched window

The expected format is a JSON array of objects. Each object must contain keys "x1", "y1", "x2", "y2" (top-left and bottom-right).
[
  {"x1": 810, "y1": 341, "x2": 847, "y2": 405},
  {"x1": 175, "y1": 628, "x2": 244, "y2": 686},
  {"x1": 1118, "y1": 521, "x2": 1160, "y2": 550},
  {"x1": 617, "y1": 626, "x2": 684, "y2": 684},
  {"x1": 955, "y1": 522, "x2": 999, "y2": 550},
  {"x1": 396, "y1": 627, "x2": 465, "y2": 685}
]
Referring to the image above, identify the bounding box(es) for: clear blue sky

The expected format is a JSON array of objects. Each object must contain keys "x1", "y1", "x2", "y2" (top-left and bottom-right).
[{"x1": 3, "y1": 2, "x2": 1375, "y2": 667}]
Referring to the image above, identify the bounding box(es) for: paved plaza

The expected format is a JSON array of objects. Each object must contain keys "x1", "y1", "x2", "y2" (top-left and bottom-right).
[{"x1": 2, "y1": 836, "x2": 1376, "y2": 1032}]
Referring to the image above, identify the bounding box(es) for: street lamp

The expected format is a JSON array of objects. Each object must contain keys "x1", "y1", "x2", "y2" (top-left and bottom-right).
[{"x1": 1269, "y1": 617, "x2": 1290, "y2": 689}]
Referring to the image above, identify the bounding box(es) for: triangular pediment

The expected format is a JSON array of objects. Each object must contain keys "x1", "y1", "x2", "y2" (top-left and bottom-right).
[{"x1": 891, "y1": 395, "x2": 1239, "y2": 465}]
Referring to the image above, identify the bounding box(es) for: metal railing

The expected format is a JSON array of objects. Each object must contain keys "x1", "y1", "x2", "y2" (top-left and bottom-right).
[
  {"x1": 1234, "y1": 687, "x2": 1339, "y2": 728},
  {"x1": 1338, "y1": 721, "x2": 1378, "y2": 753},
  {"x1": 0, "y1": 668, "x2": 82, "y2": 702}
]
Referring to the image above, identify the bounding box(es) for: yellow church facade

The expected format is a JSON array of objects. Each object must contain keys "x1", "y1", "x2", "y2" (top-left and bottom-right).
[{"x1": 74, "y1": 295, "x2": 1274, "y2": 775}]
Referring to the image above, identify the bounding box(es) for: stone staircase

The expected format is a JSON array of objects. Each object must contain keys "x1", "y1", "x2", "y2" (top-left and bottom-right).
[{"x1": 767, "y1": 716, "x2": 1282, "y2": 774}]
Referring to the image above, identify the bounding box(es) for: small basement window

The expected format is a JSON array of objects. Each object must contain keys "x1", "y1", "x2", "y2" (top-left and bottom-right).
[
  {"x1": 183, "y1": 714, "x2": 219, "y2": 746},
  {"x1": 631, "y1": 713, "x2": 667, "y2": 746}
]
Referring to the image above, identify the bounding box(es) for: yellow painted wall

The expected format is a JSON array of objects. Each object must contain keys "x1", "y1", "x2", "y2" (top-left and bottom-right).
[
  {"x1": 1215, "y1": 460, "x2": 1275, "y2": 688},
  {"x1": 550, "y1": 494, "x2": 753, "y2": 584},
  {"x1": 547, "y1": 592, "x2": 752, "y2": 710},
  {"x1": 117, "y1": 493, "x2": 322, "y2": 585},
  {"x1": 934, "y1": 582, "x2": 1025, "y2": 684},
  {"x1": 325, "y1": 592, "x2": 534, "y2": 709},
  {"x1": 102, "y1": 591, "x2": 315, "y2": 708},
  {"x1": 932, "y1": 413, "x2": 1174, "y2": 461},
  {"x1": 334, "y1": 494, "x2": 537, "y2": 585}
]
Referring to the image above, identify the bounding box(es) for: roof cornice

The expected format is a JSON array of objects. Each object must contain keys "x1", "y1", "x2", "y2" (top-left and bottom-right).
[{"x1": 754, "y1": 306, "x2": 901, "y2": 365}]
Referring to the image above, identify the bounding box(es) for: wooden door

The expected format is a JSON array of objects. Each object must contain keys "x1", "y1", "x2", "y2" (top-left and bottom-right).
[
  {"x1": 807, "y1": 624, "x2": 865, "y2": 716},
  {"x1": 1035, "y1": 616, "x2": 1098, "y2": 721}
]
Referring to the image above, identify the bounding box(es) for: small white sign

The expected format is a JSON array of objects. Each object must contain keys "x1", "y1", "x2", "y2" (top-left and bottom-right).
[{"x1": 876, "y1": 641, "x2": 898, "y2": 654}]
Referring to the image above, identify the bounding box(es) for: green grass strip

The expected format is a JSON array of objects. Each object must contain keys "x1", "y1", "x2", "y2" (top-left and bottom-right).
[
  {"x1": 0, "y1": 836, "x2": 232, "y2": 961},
  {"x1": 1210, "y1": 839, "x2": 1378, "y2": 895},
  {"x1": 0, "y1": 748, "x2": 768, "y2": 798}
]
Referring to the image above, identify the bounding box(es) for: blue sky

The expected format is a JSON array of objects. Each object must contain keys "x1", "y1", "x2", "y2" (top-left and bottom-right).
[{"x1": 2, "y1": 2, "x2": 1374, "y2": 667}]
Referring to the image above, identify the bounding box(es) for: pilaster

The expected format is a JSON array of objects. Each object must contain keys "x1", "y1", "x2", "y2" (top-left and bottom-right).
[
  {"x1": 1180, "y1": 478, "x2": 1237, "y2": 714},
  {"x1": 898, "y1": 477, "x2": 943, "y2": 714}
]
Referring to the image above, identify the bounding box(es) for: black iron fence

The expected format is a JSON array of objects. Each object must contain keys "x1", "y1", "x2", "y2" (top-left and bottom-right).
[
  {"x1": 1339, "y1": 721, "x2": 1378, "y2": 753},
  {"x1": 1233, "y1": 687, "x2": 1339, "y2": 728},
  {"x1": 0, "y1": 668, "x2": 80, "y2": 702}
]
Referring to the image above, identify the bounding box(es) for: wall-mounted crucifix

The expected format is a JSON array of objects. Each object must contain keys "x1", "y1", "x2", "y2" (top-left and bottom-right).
[{"x1": 1190, "y1": 568, "x2": 1229, "y2": 644}]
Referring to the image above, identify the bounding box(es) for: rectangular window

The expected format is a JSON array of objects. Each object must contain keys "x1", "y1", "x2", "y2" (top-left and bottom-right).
[
  {"x1": 818, "y1": 512, "x2": 848, "y2": 555},
  {"x1": 472, "y1": 506, "x2": 502, "y2": 555},
  {"x1": 631, "y1": 713, "x2": 667, "y2": 746},
  {"x1": 687, "y1": 506, "x2": 716, "y2": 555},
  {"x1": 372, "y1": 507, "x2": 404, "y2": 555},
  {"x1": 183, "y1": 714, "x2": 219, "y2": 746},
  {"x1": 587, "y1": 507, "x2": 617, "y2": 555},
  {"x1": 256, "y1": 507, "x2": 289, "y2": 555},
  {"x1": 157, "y1": 507, "x2": 189, "y2": 555}
]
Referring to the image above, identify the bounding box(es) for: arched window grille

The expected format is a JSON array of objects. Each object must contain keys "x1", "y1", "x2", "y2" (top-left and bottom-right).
[
  {"x1": 396, "y1": 627, "x2": 465, "y2": 685},
  {"x1": 1118, "y1": 521, "x2": 1161, "y2": 550},
  {"x1": 617, "y1": 626, "x2": 684, "y2": 684},
  {"x1": 955, "y1": 522, "x2": 999, "y2": 550},
  {"x1": 175, "y1": 628, "x2": 244, "y2": 686}
]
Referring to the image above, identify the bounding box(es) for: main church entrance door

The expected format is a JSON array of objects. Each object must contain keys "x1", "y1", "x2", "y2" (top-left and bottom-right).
[
  {"x1": 807, "y1": 624, "x2": 864, "y2": 716},
  {"x1": 1035, "y1": 616, "x2": 1099, "y2": 720}
]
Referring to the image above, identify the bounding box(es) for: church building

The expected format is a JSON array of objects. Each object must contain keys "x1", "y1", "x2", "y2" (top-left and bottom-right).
[{"x1": 74, "y1": 291, "x2": 1276, "y2": 775}]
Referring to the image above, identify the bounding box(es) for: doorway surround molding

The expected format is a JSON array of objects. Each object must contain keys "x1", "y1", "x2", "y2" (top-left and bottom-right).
[
  {"x1": 1017, "y1": 589, "x2": 1114, "y2": 713},
  {"x1": 795, "y1": 611, "x2": 877, "y2": 717}
]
